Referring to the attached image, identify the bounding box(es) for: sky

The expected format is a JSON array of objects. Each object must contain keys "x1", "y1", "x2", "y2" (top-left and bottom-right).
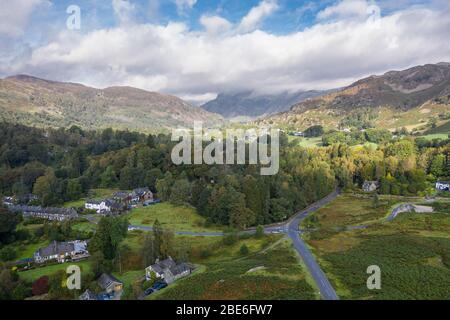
[{"x1": 0, "y1": 0, "x2": 449, "y2": 104}]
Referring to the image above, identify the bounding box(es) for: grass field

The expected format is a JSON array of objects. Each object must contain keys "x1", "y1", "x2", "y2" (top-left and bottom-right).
[
  {"x1": 112, "y1": 270, "x2": 144, "y2": 291},
  {"x1": 71, "y1": 221, "x2": 97, "y2": 233},
  {"x1": 421, "y1": 133, "x2": 449, "y2": 141},
  {"x1": 288, "y1": 136, "x2": 323, "y2": 148},
  {"x1": 150, "y1": 238, "x2": 317, "y2": 300},
  {"x1": 301, "y1": 194, "x2": 392, "y2": 230},
  {"x1": 425, "y1": 120, "x2": 450, "y2": 135},
  {"x1": 302, "y1": 195, "x2": 450, "y2": 300},
  {"x1": 126, "y1": 203, "x2": 222, "y2": 233},
  {"x1": 18, "y1": 260, "x2": 91, "y2": 282}
]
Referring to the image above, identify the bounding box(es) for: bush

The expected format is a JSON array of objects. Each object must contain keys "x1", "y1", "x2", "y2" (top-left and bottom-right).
[
  {"x1": 255, "y1": 225, "x2": 264, "y2": 239},
  {"x1": 32, "y1": 276, "x2": 50, "y2": 296},
  {"x1": 240, "y1": 244, "x2": 249, "y2": 255}
]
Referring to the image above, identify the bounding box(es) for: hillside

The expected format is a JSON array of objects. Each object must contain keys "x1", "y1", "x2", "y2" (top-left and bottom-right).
[
  {"x1": 0, "y1": 75, "x2": 223, "y2": 132},
  {"x1": 201, "y1": 90, "x2": 331, "y2": 119},
  {"x1": 261, "y1": 63, "x2": 450, "y2": 131}
]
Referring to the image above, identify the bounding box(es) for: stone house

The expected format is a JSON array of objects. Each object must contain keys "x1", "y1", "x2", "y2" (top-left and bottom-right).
[{"x1": 145, "y1": 257, "x2": 191, "y2": 284}]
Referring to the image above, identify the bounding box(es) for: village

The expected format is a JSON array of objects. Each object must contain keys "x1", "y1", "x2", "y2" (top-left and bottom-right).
[
  {"x1": 1, "y1": 187, "x2": 194, "y2": 300},
  {"x1": 2, "y1": 179, "x2": 449, "y2": 300}
]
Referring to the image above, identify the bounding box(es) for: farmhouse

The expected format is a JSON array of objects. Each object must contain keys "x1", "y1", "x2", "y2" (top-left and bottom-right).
[
  {"x1": 34, "y1": 240, "x2": 89, "y2": 264},
  {"x1": 145, "y1": 257, "x2": 191, "y2": 284},
  {"x1": 97, "y1": 273, "x2": 123, "y2": 294},
  {"x1": 436, "y1": 181, "x2": 450, "y2": 192},
  {"x1": 7, "y1": 205, "x2": 78, "y2": 221},
  {"x1": 131, "y1": 187, "x2": 153, "y2": 204},
  {"x1": 362, "y1": 181, "x2": 380, "y2": 192}
]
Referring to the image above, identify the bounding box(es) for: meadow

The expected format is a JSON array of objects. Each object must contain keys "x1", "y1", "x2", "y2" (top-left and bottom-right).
[
  {"x1": 302, "y1": 195, "x2": 450, "y2": 300},
  {"x1": 126, "y1": 203, "x2": 222, "y2": 233},
  {"x1": 149, "y1": 239, "x2": 318, "y2": 300}
]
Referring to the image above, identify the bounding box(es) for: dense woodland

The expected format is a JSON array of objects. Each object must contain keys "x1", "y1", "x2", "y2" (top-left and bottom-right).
[{"x1": 0, "y1": 122, "x2": 449, "y2": 229}]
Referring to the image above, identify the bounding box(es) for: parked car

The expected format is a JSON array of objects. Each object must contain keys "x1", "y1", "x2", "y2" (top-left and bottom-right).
[
  {"x1": 152, "y1": 281, "x2": 168, "y2": 291},
  {"x1": 144, "y1": 288, "x2": 154, "y2": 296},
  {"x1": 98, "y1": 292, "x2": 115, "y2": 300}
]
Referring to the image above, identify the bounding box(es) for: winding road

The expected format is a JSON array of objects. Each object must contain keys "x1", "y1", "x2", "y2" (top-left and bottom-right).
[
  {"x1": 104, "y1": 190, "x2": 342, "y2": 300},
  {"x1": 286, "y1": 189, "x2": 341, "y2": 300}
]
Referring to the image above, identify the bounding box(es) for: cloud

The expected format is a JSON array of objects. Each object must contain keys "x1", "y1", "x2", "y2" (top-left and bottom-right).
[
  {"x1": 0, "y1": 0, "x2": 48, "y2": 37},
  {"x1": 173, "y1": 0, "x2": 197, "y2": 14},
  {"x1": 2, "y1": 1, "x2": 450, "y2": 100},
  {"x1": 112, "y1": 0, "x2": 136, "y2": 25},
  {"x1": 317, "y1": 0, "x2": 375, "y2": 21},
  {"x1": 238, "y1": 0, "x2": 279, "y2": 33},
  {"x1": 200, "y1": 15, "x2": 232, "y2": 35}
]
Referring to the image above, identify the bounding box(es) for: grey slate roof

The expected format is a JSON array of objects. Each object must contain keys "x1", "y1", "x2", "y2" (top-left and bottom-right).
[
  {"x1": 113, "y1": 191, "x2": 131, "y2": 198},
  {"x1": 8, "y1": 205, "x2": 77, "y2": 216},
  {"x1": 79, "y1": 289, "x2": 98, "y2": 300},
  {"x1": 169, "y1": 263, "x2": 190, "y2": 277},
  {"x1": 97, "y1": 273, "x2": 123, "y2": 290},
  {"x1": 132, "y1": 187, "x2": 151, "y2": 197},
  {"x1": 37, "y1": 241, "x2": 74, "y2": 257},
  {"x1": 150, "y1": 257, "x2": 178, "y2": 274}
]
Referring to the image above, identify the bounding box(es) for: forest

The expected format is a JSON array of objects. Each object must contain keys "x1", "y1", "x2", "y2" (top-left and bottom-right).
[{"x1": 0, "y1": 122, "x2": 449, "y2": 230}]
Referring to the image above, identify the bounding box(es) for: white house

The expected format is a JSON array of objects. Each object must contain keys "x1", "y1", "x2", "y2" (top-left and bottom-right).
[{"x1": 85, "y1": 200, "x2": 110, "y2": 213}]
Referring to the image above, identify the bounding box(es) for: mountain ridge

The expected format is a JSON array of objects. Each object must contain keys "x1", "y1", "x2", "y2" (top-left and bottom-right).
[
  {"x1": 201, "y1": 89, "x2": 333, "y2": 119},
  {"x1": 260, "y1": 62, "x2": 450, "y2": 131},
  {"x1": 0, "y1": 75, "x2": 223, "y2": 132}
]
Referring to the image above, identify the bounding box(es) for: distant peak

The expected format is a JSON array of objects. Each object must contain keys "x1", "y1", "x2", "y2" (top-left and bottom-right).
[{"x1": 6, "y1": 74, "x2": 50, "y2": 82}]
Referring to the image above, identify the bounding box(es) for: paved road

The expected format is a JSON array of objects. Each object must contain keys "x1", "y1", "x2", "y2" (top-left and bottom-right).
[
  {"x1": 285, "y1": 189, "x2": 341, "y2": 300},
  {"x1": 97, "y1": 190, "x2": 342, "y2": 300}
]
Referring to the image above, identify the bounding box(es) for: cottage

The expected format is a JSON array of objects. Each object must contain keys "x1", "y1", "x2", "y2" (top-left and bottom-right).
[
  {"x1": 436, "y1": 181, "x2": 450, "y2": 192},
  {"x1": 79, "y1": 289, "x2": 98, "y2": 301},
  {"x1": 34, "y1": 240, "x2": 89, "y2": 264},
  {"x1": 97, "y1": 274, "x2": 123, "y2": 294},
  {"x1": 145, "y1": 257, "x2": 191, "y2": 284},
  {"x1": 131, "y1": 187, "x2": 153, "y2": 204},
  {"x1": 7, "y1": 205, "x2": 78, "y2": 221},
  {"x1": 362, "y1": 181, "x2": 380, "y2": 192}
]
